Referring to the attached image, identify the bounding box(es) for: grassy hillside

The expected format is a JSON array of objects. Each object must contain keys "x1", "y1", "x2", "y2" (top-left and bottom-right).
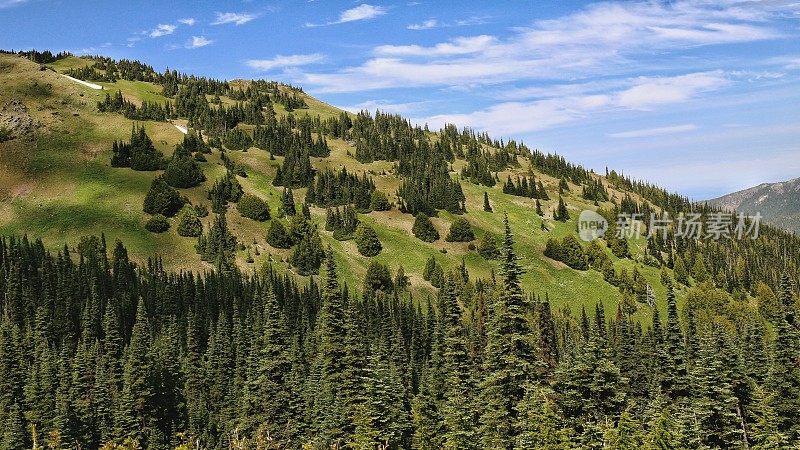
[{"x1": 0, "y1": 53, "x2": 686, "y2": 321}]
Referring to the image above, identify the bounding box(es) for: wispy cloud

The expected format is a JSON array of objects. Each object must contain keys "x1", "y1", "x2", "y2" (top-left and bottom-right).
[
  {"x1": 246, "y1": 54, "x2": 325, "y2": 71},
  {"x1": 341, "y1": 99, "x2": 430, "y2": 114},
  {"x1": 178, "y1": 18, "x2": 196, "y2": 26},
  {"x1": 339, "y1": 4, "x2": 387, "y2": 22},
  {"x1": 306, "y1": 4, "x2": 387, "y2": 27},
  {"x1": 407, "y1": 16, "x2": 488, "y2": 30},
  {"x1": 187, "y1": 36, "x2": 213, "y2": 49},
  {"x1": 407, "y1": 19, "x2": 437, "y2": 30},
  {"x1": 149, "y1": 24, "x2": 177, "y2": 38},
  {"x1": 375, "y1": 35, "x2": 496, "y2": 56},
  {"x1": 212, "y1": 12, "x2": 257, "y2": 26},
  {"x1": 415, "y1": 71, "x2": 729, "y2": 135},
  {"x1": 608, "y1": 124, "x2": 698, "y2": 138},
  {"x1": 614, "y1": 72, "x2": 729, "y2": 110},
  {"x1": 298, "y1": 1, "x2": 787, "y2": 93}
]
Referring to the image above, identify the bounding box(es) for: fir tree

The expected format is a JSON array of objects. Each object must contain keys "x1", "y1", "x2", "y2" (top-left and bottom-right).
[
  {"x1": 412, "y1": 213, "x2": 440, "y2": 243},
  {"x1": 479, "y1": 214, "x2": 537, "y2": 448},
  {"x1": 143, "y1": 177, "x2": 184, "y2": 217},
  {"x1": 483, "y1": 192, "x2": 493, "y2": 212},
  {"x1": 478, "y1": 232, "x2": 500, "y2": 260},
  {"x1": 266, "y1": 220, "x2": 292, "y2": 249},
  {"x1": 176, "y1": 205, "x2": 203, "y2": 237},
  {"x1": 445, "y1": 217, "x2": 476, "y2": 242},
  {"x1": 355, "y1": 223, "x2": 382, "y2": 257}
]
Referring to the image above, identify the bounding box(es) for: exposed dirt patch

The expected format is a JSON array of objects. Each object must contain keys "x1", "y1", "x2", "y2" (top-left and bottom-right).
[
  {"x1": 0, "y1": 99, "x2": 37, "y2": 140},
  {"x1": 9, "y1": 182, "x2": 33, "y2": 198}
]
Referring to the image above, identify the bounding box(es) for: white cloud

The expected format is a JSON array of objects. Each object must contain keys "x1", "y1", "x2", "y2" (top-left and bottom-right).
[
  {"x1": 407, "y1": 19, "x2": 437, "y2": 30},
  {"x1": 178, "y1": 18, "x2": 196, "y2": 26},
  {"x1": 212, "y1": 12, "x2": 257, "y2": 26},
  {"x1": 407, "y1": 16, "x2": 488, "y2": 30},
  {"x1": 413, "y1": 71, "x2": 729, "y2": 136},
  {"x1": 246, "y1": 54, "x2": 325, "y2": 71},
  {"x1": 187, "y1": 36, "x2": 213, "y2": 49},
  {"x1": 341, "y1": 100, "x2": 429, "y2": 114},
  {"x1": 608, "y1": 124, "x2": 698, "y2": 138},
  {"x1": 375, "y1": 35, "x2": 497, "y2": 56},
  {"x1": 339, "y1": 4, "x2": 387, "y2": 23},
  {"x1": 297, "y1": 0, "x2": 788, "y2": 93},
  {"x1": 614, "y1": 72, "x2": 729, "y2": 110},
  {"x1": 149, "y1": 24, "x2": 177, "y2": 37},
  {"x1": 306, "y1": 4, "x2": 387, "y2": 27}
]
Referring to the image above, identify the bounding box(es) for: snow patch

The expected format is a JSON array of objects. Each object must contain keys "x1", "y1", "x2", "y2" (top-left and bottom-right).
[
  {"x1": 61, "y1": 74, "x2": 103, "y2": 90},
  {"x1": 173, "y1": 123, "x2": 188, "y2": 134}
]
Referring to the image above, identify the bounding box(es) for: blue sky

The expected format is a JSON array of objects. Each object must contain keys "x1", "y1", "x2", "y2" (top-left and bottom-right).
[{"x1": 2, "y1": 0, "x2": 799, "y2": 199}]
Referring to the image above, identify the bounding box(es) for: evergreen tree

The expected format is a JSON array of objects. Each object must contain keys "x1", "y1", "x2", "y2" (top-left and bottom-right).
[
  {"x1": 445, "y1": 217, "x2": 476, "y2": 242},
  {"x1": 163, "y1": 151, "x2": 205, "y2": 188},
  {"x1": 355, "y1": 223, "x2": 382, "y2": 257},
  {"x1": 370, "y1": 190, "x2": 392, "y2": 211},
  {"x1": 766, "y1": 273, "x2": 800, "y2": 439},
  {"x1": 661, "y1": 285, "x2": 689, "y2": 400},
  {"x1": 280, "y1": 188, "x2": 296, "y2": 217},
  {"x1": 554, "y1": 195, "x2": 569, "y2": 222},
  {"x1": 237, "y1": 193, "x2": 271, "y2": 221},
  {"x1": 412, "y1": 213, "x2": 440, "y2": 243},
  {"x1": 515, "y1": 387, "x2": 571, "y2": 450},
  {"x1": 479, "y1": 214, "x2": 537, "y2": 448},
  {"x1": 674, "y1": 255, "x2": 689, "y2": 285},
  {"x1": 266, "y1": 220, "x2": 292, "y2": 249},
  {"x1": 196, "y1": 213, "x2": 237, "y2": 266},
  {"x1": 478, "y1": 232, "x2": 500, "y2": 260},
  {"x1": 176, "y1": 205, "x2": 203, "y2": 237},
  {"x1": 290, "y1": 226, "x2": 324, "y2": 275},
  {"x1": 143, "y1": 177, "x2": 184, "y2": 217},
  {"x1": 117, "y1": 299, "x2": 155, "y2": 444},
  {"x1": 483, "y1": 192, "x2": 492, "y2": 213}
]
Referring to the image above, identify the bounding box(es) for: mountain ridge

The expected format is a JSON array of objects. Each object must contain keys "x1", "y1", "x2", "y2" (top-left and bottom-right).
[{"x1": 707, "y1": 177, "x2": 800, "y2": 234}]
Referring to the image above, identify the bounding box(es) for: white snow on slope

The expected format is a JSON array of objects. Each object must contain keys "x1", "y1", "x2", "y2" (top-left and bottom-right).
[{"x1": 61, "y1": 74, "x2": 103, "y2": 90}]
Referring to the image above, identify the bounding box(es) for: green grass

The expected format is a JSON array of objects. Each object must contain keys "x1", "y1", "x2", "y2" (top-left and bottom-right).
[{"x1": 1, "y1": 52, "x2": 689, "y2": 323}]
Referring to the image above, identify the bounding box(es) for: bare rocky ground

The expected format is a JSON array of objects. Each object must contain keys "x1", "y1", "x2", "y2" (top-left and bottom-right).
[{"x1": 0, "y1": 98, "x2": 37, "y2": 140}]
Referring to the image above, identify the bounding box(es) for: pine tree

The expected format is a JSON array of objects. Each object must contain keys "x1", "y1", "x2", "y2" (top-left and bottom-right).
[
  {"x1": 479, "y1": 214, "x2": 537, "y2": 448},
  {"x1": 691, "y1": 324, "x2": 745, "y2": 448},
  {"x1": 478, "y1": 232, "x2": 500, "y2": 260},
  {"x1": 766, "y1": 273, "x2": 800, "y2": 440},
  {"x1": 176, "y1": 205, "x2": 203, "y2": 237},
  {"x1": 143, "y1": 177, "x2": 184, "y2": 217},
  {"x1": 554, "y1": 195, "x2": 569, "y2": 222},
  {"x1": 355, "y1": 223, "x2": 382, "y2": 257},
  {"x1": 117, "y1": 299, "x2": 155, "y2": 444},
  {"x1": 266, "y1": 220, "x2": 292, "y2": 249},
  {"x1": 445, "y1": 217, "x2": 475, "y2": 242},
  {"x1": 280, "y1": 188, "x2": 296, "y2": 217},
  {"x1": 311, "y1": 251, "x2": 359, "y2": 447},
  {"x1": 483, "y1": 192, "x2": 492, "y2": 212},
  {"x1": 412, "y1": 213, "x2": 440, "y2": 243},
  {"x1": 515, "y1": 386, "x2": 571, "y2": 450},
  {"x1": 2, "y1": 401, "x2": 26, "y2": 450},
  {"x1": 748, "y1": 385, "x2": 789, "y2": 449},
  {"x1": 237, "y1": 193, "x2": 271, "y2": 221},
  {"x1": 252, "y1": 282, "x2": 293, "y2": 443},
  {"x1": 673, "y1": 255, "x2": 689, "y2": 285},
  {"x1": 439, "y1": 276, "x2": 478, "y2": 449},
  {"x1": 661, "y1": 285, "x2": 689, "y2": 399}
]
